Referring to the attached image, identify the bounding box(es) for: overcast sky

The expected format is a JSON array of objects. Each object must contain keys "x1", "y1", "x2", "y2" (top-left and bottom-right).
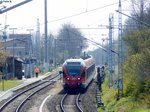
[{"x1": 0, "y1": 0, "x2": 131, "y2": 50}]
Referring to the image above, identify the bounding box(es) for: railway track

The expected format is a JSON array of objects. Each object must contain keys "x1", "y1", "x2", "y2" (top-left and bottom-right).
[
  {"x1": 0, "y1": 74, "x2": 61, "y2": 112},
  {"x1": 60, "y1": 93, "x2": 83, "y2": 112},
  {"x1": 45, "y1": 78, "x2": 97, "y2": 112}
]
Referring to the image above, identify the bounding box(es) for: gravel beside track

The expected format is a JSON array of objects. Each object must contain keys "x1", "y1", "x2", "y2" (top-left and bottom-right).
[
  {"x1": 80, "y1": 80, "x2": 98, "y2": 112},
  {"x1": 21, "y1": 81, "x2": 63, "y2": 112},
  {"x1": 46, "y1": 88, "x2": 65, "y2": 112},
  {"x1": 61, "y1": 94, "x2": 80, "y2": 112}
]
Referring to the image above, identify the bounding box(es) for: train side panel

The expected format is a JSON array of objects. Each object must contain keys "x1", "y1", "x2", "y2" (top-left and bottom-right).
[{"x1": 81, "y1": 64, "x2": 96, "y2": 88}]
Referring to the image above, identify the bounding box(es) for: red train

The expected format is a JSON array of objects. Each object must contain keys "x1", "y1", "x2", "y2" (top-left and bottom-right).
[{"x1": 61, "y1": 56, "x2": 96, "y2": 90}]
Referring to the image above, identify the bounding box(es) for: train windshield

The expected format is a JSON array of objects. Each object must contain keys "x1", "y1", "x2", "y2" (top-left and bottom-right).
[{"x1": 66, "y1": 66, "x2": 82, "y2": 76}]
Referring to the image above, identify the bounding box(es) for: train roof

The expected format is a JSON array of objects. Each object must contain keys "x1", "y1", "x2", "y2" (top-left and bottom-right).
[
  {"x1": 63, "y1": 58, "x2": 85, "y2": 66},
  {"x1": 65, "y1": 58, "x2": 83, "y2": 62},
  {"x1": 63, "y1": 56, "x2": 95, "y2": 67}
]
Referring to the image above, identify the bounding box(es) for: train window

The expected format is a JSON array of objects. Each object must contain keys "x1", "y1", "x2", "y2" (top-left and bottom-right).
[
  {"x1": 86, "y1": 64, "x2": 95, "y2": 77},
  {"x1": 82, "y1": 71, "x2": 86, "y2": 77},
  {"x1": 67, "y1": 62, "x2": 81, "y2": 65},
  {"x1": 66, "y1": 66, "x2": 82, "y2": 76}
]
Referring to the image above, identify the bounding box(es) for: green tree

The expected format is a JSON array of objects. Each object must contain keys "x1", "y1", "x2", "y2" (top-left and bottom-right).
[
  {"x1": 0, "y1": 42, "x2": 8, "y2": 74},
  {"x1": 123, "y1": 29, "x2": 150, "y2": 99},
  {"x1": 124, "y1": 0, "x2": 150, "y2": 32},
  {"x1": 56, "y1": 23, "x2": 87, "y2": 63}
]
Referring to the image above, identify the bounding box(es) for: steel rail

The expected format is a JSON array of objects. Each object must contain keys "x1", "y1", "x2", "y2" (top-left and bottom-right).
[
  {"x1": 15, "y1": 81, "x2": 55, "y2": 112},
  {"x1": 0, "y1": 74, "x2": 60, "y2": 112},
  {"x1": 60, "y1": 93, "x2": 83, "y2": 112},
  {"x1": 60, "y1": 93, "x2": 67, "y2": 112},
  {"x1": 76, "y1": 93, "x2": 83, "y2": 112}
]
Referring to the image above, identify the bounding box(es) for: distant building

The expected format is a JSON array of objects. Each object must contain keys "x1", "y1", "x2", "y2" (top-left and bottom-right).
[
  {"x1": 0, "y1": 34, "x2": 32, "y2": 59},
  {"x1": 8, "y1": 34, "x2": 31, "y2": 59},
  {"x1": 0, "y1": 33, "x2": 35, "y2": 79}
]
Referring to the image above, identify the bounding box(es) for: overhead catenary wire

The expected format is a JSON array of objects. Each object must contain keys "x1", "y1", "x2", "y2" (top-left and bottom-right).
[
  {"x1": 47, "y1": 0, "x2": 127, "y2": 23},
  {"x1": 116, "y1": 10, "x2": 150, "y2": 28},
  {"x1": 66, "y1": 28, "x2": 119, "y2": 55},
  {"x1": 15, "y1": 0, "x2": 128, "y2": 30}
]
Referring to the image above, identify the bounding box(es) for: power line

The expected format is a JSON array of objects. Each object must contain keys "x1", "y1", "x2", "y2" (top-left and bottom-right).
[
  {"x1": 47, "y1": 0, "x2": 127, "y2": 23},
  {"x1": 16, "y1": 0, "x2": 127, "y2": 30},
  {"x1": 116, "y1": 10, "x2": 150, "y2": 28},
  {"x1": 66, "y1": 28, "x2": 119, "y2": 55}
]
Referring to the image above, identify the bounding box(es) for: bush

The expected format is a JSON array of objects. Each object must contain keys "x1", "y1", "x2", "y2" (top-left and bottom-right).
[{"x1": 123, "y1": 53, "x2": 150, "y2": 99}]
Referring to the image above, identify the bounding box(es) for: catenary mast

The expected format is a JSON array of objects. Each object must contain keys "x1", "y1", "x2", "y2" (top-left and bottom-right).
[{"x1": 118, "y1": 0, "x2": 123, "y2": 99}]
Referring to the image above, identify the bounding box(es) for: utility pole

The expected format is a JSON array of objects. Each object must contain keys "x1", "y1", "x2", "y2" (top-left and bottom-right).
[
  {"x1": 2, "y1": 24, "x2": 9, "y2": 91},
  {"x1": 54, "y1": 39, "x2": 56, "y2": 68},
  {"x1": 106, "y1": 37, "x2": 109, "y2": 66},
  {"x1": 43, "y1": 0, "x2": 49, "y2": 72},
  {"x1": 27, "y1": 29, "x2": 34, "y2": 77},
  {"x1": 36, "y1": 19, "x2": 40, "y2": 66},
  {"x1": 44, "y1": 0, "x2": 48, "y2": 64},
  {"x1": 117, "y1": 0, "x2": 123, "y2": 99},
  {"x1": 108, "y1": 13, "x2": 114, "y2": 88},
  {"x1": 101, "y1": 38, "x2": 105, "y2": 65},
  {"x1": 9, "y1": 28, "x2": 17, "y2": 78}
]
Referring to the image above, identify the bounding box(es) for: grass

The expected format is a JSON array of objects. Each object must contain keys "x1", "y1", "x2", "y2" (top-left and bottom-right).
[
  {"x1": 0, "y1": 79, "x2": 23, "y2": 91},
  {"x1": 0, "y1": 67, "x2": 61, "y2": 91},
  {"x1": 97, "y1": 75, "x2": 150, "y2": 112}
]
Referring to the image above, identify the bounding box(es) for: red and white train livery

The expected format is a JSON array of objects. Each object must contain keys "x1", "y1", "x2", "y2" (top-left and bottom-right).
[{"x1": 62, "y1": 56, "x2": 96, "y2": 89}]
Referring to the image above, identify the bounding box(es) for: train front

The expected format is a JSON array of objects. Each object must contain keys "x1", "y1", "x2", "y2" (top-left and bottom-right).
[{"x1": 62, "y1": 59, "x2": 86, "y2": 89}]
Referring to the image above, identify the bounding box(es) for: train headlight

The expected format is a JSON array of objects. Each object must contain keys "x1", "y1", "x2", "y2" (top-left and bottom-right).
[
  {"x1": 77, "y1": 78, "x2": 80, "y2": 80},
  {"x1": 66, "y1": 77, "x2": 70, "y2": 80}
]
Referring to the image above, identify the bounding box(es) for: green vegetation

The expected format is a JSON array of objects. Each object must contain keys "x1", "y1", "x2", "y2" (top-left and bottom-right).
[
  {"x1": 123, "y1": 29, "x2": 150, "y2": 98},
  {"x1": 0, "y1": 42, "x2": 8, "y2": 76},
  {"x1": 97, "y1": 74, "x2": 150, "y2": 112},
  {"x1": 0, "y1": 43, "x2": 8, "y2": 67},
  {"x1": 0, "y1": 79, "x2": 23, "y2": 91},
  {"x1": 96, "y1": 1, "x2": 150, "y2": 111},
  {"x1": 97, "y1": 29, "x2": 150, "y2": 112},
  {"x1": 56, "y1": 23, "x2": 87, "y2": 63}
]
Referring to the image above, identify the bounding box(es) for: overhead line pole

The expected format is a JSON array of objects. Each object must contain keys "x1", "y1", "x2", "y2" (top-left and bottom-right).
[
  {"x1": 108, "y1": 13, "x2": 114, "y2": 88},
  {"x1": 101, "y1": 38, "x2": 105, "y2": 65},
  {"x1": 36, "y1": 19, "x2": 40, "y2": 66},
  {"x1": 27, "y1": 29, "x2": 34, "y2": 77},
  {"x1": 9, "y1": 28, "x2": 17, "y2": 78},
  {"x1": 117, "y1": 0, "x2": 123, "y2": 100},
  {"x1": 44, "y1": 0, "x2": 48, "y2": 64}
]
